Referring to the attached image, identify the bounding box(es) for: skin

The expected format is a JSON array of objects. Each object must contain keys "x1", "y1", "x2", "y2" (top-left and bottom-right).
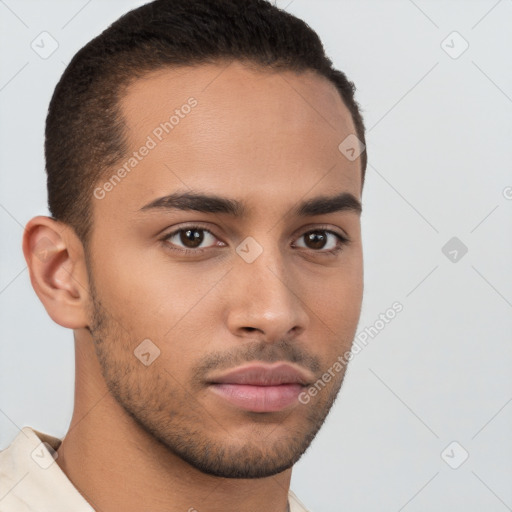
[{"x1": 23, "y1": 60, "x2": 364, "y2": 512}]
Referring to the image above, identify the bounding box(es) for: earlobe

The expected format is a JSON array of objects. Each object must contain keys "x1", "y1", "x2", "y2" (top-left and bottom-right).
[{"x1": 22, "y1": 216, "x2": 90, "y2": 329}]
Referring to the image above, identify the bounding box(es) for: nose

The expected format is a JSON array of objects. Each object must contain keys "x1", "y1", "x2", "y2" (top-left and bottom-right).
[{"x1": 225, "y1": 242, "x2": 309, "y2": 343}]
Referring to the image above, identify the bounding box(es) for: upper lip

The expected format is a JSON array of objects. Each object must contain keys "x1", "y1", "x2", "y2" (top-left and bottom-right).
[{"x1": 207, "y1": 362, "x2": 314, "y2": 386}]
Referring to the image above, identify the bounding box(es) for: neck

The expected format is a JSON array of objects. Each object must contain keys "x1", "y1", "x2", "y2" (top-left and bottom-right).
[{"x1": 55, "y1": 334, "x2": 292, "y2": 512}]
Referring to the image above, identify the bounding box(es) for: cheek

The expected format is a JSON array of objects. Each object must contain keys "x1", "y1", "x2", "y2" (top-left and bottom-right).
[
  {"x1": 310, "y1": 253, "x2": 363, "y2": 312},
  {"x1": 91, "y1": 245, "x2": 227, "y2": 337},
  {"x1": 304, "y1": 258, "x2": 363, "y2": 356},
  {"x1": 90, "y1": 254, "x2": 231, "y2": 386}
]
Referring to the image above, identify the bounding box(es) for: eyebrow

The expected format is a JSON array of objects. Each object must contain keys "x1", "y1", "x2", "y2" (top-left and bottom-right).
[{"x1": 139, "y1": 190, "x2": 362, "y2": 217}]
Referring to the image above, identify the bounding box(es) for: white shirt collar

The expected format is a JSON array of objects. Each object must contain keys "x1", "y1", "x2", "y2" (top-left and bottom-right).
[{"x1": 0, "y1": 427, "x2": 311, "y2": 512}]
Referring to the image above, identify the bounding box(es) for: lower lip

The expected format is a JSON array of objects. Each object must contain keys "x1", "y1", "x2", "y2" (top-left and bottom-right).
[{"x1": 209, "y1": 383, "x2": 304, "y2": 412}]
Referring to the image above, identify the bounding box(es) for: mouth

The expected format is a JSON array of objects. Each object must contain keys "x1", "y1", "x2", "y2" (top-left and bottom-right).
[{"x1": 206, "y1": 362, "x2": 314, "y2": 413}]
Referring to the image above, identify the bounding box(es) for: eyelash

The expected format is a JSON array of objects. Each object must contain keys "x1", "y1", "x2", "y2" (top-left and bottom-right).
[{"x1": 160, "y1": 223, "x2": 350, "y2": 257}]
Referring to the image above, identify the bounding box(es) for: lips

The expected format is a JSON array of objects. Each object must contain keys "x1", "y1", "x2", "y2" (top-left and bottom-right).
[{"x1": 207, "y1": 363, "x2": 314, "y2": 413}]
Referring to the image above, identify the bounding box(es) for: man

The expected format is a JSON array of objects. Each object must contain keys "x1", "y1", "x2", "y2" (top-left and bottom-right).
[{"x1": 0, "y1": 0, "x2": 366, "y2": 510}]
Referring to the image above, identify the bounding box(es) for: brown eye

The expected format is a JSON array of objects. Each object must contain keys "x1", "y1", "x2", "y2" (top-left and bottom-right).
[
  {"x1": 304, "y1": 231, "x2": 328, "y2": 250},
  {"x1": 294, "y1": 230, "x2": 346, "y2": 252},
  {"x1": 180, "y1": 228, "x2": 204, "y2": 248},
  {"x1": 164, "y1": 227, "x2": 219, "y2": 251}
]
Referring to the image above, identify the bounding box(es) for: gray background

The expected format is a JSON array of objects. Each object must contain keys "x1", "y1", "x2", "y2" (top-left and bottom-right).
[{"x1": 1, "y1": 1, "x2": 511, "y2": 511}]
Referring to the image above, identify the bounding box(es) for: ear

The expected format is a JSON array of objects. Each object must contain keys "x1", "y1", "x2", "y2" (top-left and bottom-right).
[{"x1": 22, "y1": 216, "x2": 90, "y2": 329}]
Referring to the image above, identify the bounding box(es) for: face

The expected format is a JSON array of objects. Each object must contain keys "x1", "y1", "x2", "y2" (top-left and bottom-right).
[{"x1": 86, "y1": 61, "x2": 363, "y2": 478}]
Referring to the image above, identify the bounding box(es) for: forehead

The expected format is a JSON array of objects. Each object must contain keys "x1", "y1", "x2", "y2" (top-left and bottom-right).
[
  {"x1": 121, "y1": 60, "x2": 353, "y2": 130},
  {"x1": 103, "y1": 61, "x2": 361, "y2": 214}
]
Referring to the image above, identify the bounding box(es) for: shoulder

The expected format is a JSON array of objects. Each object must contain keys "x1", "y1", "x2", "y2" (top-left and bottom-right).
[
  {"x1": 289, "y1": 489, "x2": 313, "y2": 512},
  {"x1": 0, "y1": 427, "x2": 93, "y2": 512}
]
